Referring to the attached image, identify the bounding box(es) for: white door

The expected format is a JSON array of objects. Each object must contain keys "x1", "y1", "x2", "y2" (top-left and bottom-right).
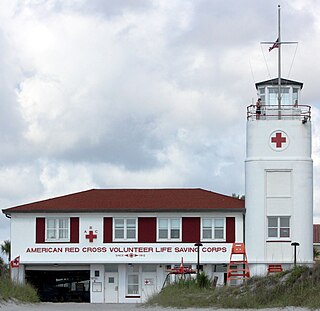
[{"x1": 104, "y1": 272, "x2": 118, "y2": 303}]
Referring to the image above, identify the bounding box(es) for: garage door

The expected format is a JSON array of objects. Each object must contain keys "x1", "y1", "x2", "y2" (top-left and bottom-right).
[{"x1": 25, "y1": 270, "x2": 90, "y2": 302}]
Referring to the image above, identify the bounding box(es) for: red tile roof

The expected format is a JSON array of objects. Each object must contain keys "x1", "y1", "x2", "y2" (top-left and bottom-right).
[{"x1": 2, "y1": 188, "x2": 245, "y2": 214}]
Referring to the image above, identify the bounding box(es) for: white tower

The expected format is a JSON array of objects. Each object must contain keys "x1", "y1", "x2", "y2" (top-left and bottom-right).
[
  {"x1": 245, "y1": 6, "x2": 313, "y2": 275},
  {"x1": 245, "y1": 78, "x2": 313, "y2": 276}
]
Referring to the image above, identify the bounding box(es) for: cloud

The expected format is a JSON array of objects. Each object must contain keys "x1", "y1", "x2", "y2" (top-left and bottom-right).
[{"x1": 0, "y1": 0, "x2": 319, "y2": 244}]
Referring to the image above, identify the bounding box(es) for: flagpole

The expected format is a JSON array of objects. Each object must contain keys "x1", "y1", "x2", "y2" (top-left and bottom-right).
[
  {"x1": 278, "y1": 4, "x2": 281, "y2": 119},
  {"x1": 261, "y1": 5, "x2": 298, "y2": 118}
]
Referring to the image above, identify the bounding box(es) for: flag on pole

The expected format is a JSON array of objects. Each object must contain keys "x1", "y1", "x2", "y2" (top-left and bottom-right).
[
  {"x1": 10, "y1": 256, "x2": 20, "y2": 268},
  {"x1": 269, "y1": 38, "x2": 280, "y2": 52}
]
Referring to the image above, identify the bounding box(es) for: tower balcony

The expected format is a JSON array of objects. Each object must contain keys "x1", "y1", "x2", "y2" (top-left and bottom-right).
[{"x1": 247, "y1": 105, "x2": 311, "y2": 122}]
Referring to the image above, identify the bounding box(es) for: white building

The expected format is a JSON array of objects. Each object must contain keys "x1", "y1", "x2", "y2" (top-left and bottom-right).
[
  {"x1": 2, "y1": 188, "x2": 245, "y2": 303},
  {"x1": 2, "y1": 77, "x2": 314, "y2": 302}
]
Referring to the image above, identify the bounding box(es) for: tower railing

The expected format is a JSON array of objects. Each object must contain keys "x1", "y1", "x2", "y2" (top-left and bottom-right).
[{"x1": 247, "y1": 105, "x2": 311, "y2": 121}]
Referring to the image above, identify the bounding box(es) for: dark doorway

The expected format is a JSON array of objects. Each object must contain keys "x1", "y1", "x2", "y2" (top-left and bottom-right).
[{"x1": 25, "y1": 270, "x2": 90, "y2": 302}]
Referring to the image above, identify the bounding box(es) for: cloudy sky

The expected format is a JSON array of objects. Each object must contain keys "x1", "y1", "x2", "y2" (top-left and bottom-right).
[{"x1": 0, "y1": 0, "x2": 320, "y2": 251}]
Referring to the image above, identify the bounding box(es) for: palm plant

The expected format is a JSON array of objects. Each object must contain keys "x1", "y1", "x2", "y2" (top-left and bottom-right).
[{"x1": 1, "y1": 240, "x2": 11, "y2": 263}]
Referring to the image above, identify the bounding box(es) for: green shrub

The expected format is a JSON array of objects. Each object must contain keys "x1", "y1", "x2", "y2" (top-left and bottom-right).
[
  {"x1": 197, "y1": 271, "x2": 211, "y2": 288},
  {"x1": 0, "y1": 276, "x2": 39, "y2": 303},
  {"x1": 0, "y1": 259, "x2": 9, "y2": 278},
  {"x1": 285, "y1": 265, "x2": 307, "y2": 285},
  {"x1": 146, "y1": 264, "x2": 320, "y2": 309}
]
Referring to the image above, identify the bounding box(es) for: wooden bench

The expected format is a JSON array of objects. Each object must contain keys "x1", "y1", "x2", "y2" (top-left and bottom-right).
[{"x1": 268, "y1": 264, "x2": 283, "y2": 273}]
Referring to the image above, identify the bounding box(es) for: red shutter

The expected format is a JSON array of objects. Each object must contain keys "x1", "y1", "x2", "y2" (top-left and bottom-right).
[
  {"x1": 138, "y1": 218, "x2": 156, "y2": 242},
  {"x1": 103, "y1": 217, "x2": 113, "y2": 243},
  {"x1": 226, "y1": 217, "x2": 235, "y2": 243},
  {"x1": 36, "y1": 218, "x2": 45, "y2": 243},
  {"x1": 182, "y1": 217, "x2": 200, "y2": 243},
  {"x1": 70, "y1": 217, "x2": 79, "y2": 243}
]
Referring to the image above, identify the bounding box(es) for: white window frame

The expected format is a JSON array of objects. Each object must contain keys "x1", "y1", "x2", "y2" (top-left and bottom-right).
[
  {"x1": 268, "y1": 87, "x2": 290, "y2": 106},
  {"x1": 201, "y1": 218, "x2": 226, "y2": 241},
  {"x1": 157, "y1": 218, "x2": 181, "y2": 241},
  {"x1": 258, "y1": 86, "x2": 265, "y2": 105},
  {"x1": 292, "y1": 87, "x2": 299, "y2": 105},
  {"x1": 126, "y1": 265, "x2": 140, "y2": 296},
  {"x1": 267, "y1": 216, "x2": 290, "y2": 240},
  {"x1": 45, "y1": 218, "x2": 70, "y2": 242},
  {"x1": 113, "y1": 218, "x2": 137, "y2": 242}
]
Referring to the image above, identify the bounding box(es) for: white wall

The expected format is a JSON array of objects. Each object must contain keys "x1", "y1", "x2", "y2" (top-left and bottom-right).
[
  {"x1": 10, "y1": 212, "x2": 244, "y2": 265},
  {"x1": 245, "y1": 119, "x2": 313, "y2": 274}
]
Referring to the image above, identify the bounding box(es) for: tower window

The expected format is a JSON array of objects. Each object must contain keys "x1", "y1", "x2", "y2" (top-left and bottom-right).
[
  {"x1": 267, "y1": 216, "x2": 290, "y2": 239},
  {"x1": 293, "y1": 87, "x2": 299, "y2": 105},
  {"x1": 258, "y1": 87, "x2": 265, "y2": 104},
  {"x1": 268, "y1": 87, "x2": 290, "y2": 105}
]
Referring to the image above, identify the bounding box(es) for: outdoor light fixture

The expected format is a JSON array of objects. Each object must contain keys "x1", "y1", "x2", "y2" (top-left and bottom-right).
[
  {"x1": 194, "y1": 242, "x2": 203, "y2": 278},
  {"x1": 291, "y1": 242, "x2": 300, "y2": 267}
]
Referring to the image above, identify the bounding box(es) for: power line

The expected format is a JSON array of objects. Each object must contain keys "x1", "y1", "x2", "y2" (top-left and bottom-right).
[{"x1": 260, "y1": 44, "x2": 272, "y2": 79}]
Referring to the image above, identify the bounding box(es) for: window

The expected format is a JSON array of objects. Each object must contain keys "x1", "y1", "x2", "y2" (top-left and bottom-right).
[
  {"x1": 157, "y1": 218, "x2": 181, "y2": 241},
  {"x1": 46, "y1": 218, "x2": 69, "y2": 242},
  {"x1": 113, "y1": 218, "x2": 137, "y2": 241},
  {"x1": 127, "y1": 274, "x2": 139, "y2": 295},
  {"x1": 268, "y1": 87, "x2": 290, "y2": 106},
  {"x1": 258, "y1": 87, "x2": 265, "y2": 104},
  {"x1": 127, "y1": 265, "x2": 140, "y2": 296},
  {"x1": 201, "y1": 218, "x2": 225, "y2": 241},
  {"x1": 142, "y1": 265, "x2": 157, "y2": 272},
  {"x1": 268, "y1": 216, "x2": 290, "y2": 239},
  {"x1": 293, "y1": 87, "x2": 299, "y2": 104}
]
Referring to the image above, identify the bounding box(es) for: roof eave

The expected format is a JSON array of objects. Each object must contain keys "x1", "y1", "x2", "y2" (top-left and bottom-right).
[
  {"x1": 255, "y1": 78, "x2": 303, "y2": 89},
  {"x1": 4, "y1": 207, "x2": 246, "y2": 214}
]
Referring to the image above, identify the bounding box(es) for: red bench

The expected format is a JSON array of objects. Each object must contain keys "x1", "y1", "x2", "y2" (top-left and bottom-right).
[{"x1": 268, "y1": 264, "x2": 283, "y2": 273}]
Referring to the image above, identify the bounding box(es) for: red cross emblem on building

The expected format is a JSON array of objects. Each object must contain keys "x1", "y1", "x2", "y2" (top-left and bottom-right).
[{"x1": 85, "y1": 230, "x2": 97, "y2": 243}]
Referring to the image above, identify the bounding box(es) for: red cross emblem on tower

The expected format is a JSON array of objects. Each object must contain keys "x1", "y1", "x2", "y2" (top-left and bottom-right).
[
  {"x1": 269, "y1": 131, "x2": 288, "y2": 150},
  {"x1": 85, "y1": 230, "x2": 97, "y2": 243},
  {"x1": 271, "y1": 132, "x2": 286, "y2": 148}
]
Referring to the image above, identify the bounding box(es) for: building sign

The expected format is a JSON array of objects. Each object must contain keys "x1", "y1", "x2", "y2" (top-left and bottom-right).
[
  {"x1": 144, "y1": 279, "x2": 154, "y2": 285},
  {"x1": 19, "y1": 243, "x2": 231, "y2": 264},
  {"x1": 25, "y1": 245, "x2": 227, "y2": 254}
]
